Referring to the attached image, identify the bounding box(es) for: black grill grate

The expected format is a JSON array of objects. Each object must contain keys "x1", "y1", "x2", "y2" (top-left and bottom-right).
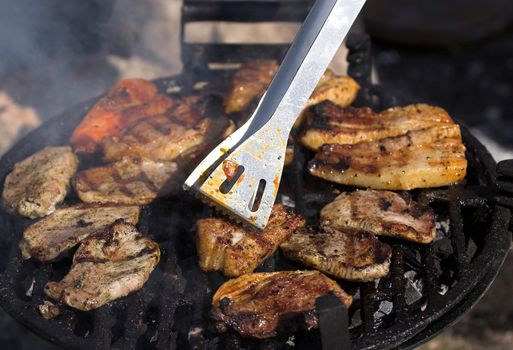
[{"x1": 0, "y1": 34, "x2": 511, "y2": 350}]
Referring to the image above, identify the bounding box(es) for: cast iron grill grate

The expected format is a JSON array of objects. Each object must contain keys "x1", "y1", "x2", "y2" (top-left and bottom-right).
[{"x1": 0, "y1": 30, "x2": 511, "y2": 350}]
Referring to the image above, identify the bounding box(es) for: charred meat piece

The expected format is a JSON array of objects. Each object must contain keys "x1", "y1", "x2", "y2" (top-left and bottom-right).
[
  {"x1": 73, "y1": 157, "x2": 181, "y2": 205},
  {"x1": 308, "y1": 125, "x2": 467, "y2": 190},
  {"x1": 71, "y1": 79, "x2": 174, "y2": 153},
  {"x1": 224, "y1": 60, "x2": 359, "y2": 117},
  {"x1": 2, "y1": 146, "x2": 78, "y2": 219},
  {"x1": 212, "y1": 270, "x2": 352, "y2": 338},
  {"x1": 224, "y1": 59, "x2": 279, "y2": 114},
  {"x1": 196, "y1": 204, "x2": 304, "y2": 277},
  {"x1": 321, "y1": 190, "x2": 436, "y2": 244},
  {"x1": 20, "y1": 204, "x2": 140, "y2": 261},
  {"x1": 281, "y1": 227, "x2": 391, "y2": 281},
  {"x1": 301, "y1": 102, "x2": 456, "y2": 150},
  {"x1": 102, "y1": 96, "x2": 231, "y2": 162},
  {"x1": 45, "y1": 221, "x2": 160, "y2": 311}
]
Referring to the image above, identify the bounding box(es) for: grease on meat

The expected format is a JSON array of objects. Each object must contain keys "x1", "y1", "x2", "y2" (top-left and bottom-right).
[
  {"x1": 320, "y1": 190, "x2": 436, "y2": 244},
  {"x1": 308, "y1": 125, "x2": 467, "y2": 190},
  {"x1": 44, "y1": 221, "x2": 160, "y2": 311},
  {"x1": 20, "y1": 204, "x2": 140, "y2": 261},
  {"x1": 281, "y1": 227, "x2": 391, "y2": 281},
  {"x1": 211, "y1": 271, "x2": 352, "y2": 338},
  {"x1": 2, "y1": 146, "x2": 78, "y2": 218},
  {"x1": 196, "y1": 204, "x2": 304, "y2": 277}
]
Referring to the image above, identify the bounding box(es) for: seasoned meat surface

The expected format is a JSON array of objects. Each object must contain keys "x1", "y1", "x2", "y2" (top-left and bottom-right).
[
  {"x1": 309, "y1": 125, "x2": 467, "y2": 190},
  {"x1": 71, "y1": 79, "x2": 174, "y2": 153},
  {"x1": 196, "y1": 204, "x2": 304, "y2": 277},
  {"x1": 73, "y1": 157, "x2": 181, "y2": 205},
  {"x1": 224, "y1": 59, "x2": 279, "y2": 114},
  {"x1": 20, "y1": 204, "x2": 140, "y2": 261},
  {"x1": 281, "y1": 227, "x2": 391, "y2": 281},
  {"x1": 102, "y1": 96, "x2": 231, "y2": 162},
  {"x1": 2, "y1": 146, "x2": 78, "y2": 218},
  {"x1": 321, "y1": 190, "x2": 436, "y2": 244},
  {"x1": 211, "y1": 271, "x2": 352, "y2": 338},
  {"x1": 301, "y1": 102, "x2": 455, "y2": 150},
  {"x1": 45, "y1": 221, "x2": 160, "y2": 311},
  {"x1": 224, "y1": 60, "x2": 359, "y2": 118}
]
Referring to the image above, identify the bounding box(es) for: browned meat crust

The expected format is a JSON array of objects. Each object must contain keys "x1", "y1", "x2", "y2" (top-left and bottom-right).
[
  {"x1": 20, "y1": 204, "x2": 141, "y2": 261},
  {"x1": 211, "y1": 271, "x2": 352, "y2": 338},
  {"x1": 73, "y1": 157, "x2": 181, "y2": 205},
  {"x1": 320, "y1": 190, "x2": 436, "y2": 244},
  {"x1": 281, "y1": 227, "x2": 391, "y2": 281},
  {"x1": 102, "y1": 96, "x2": 231, "y2": 162},
  {"x1": 196, "y1": 204, "x2": 305, "y2": 277},
  {"x1": 44, "y1": 221, "x2": 160, "y2": 311},
  {"x1": 224, "y1": 59, "x2": 279, "y2": 114},
  {"x1": 2, "y1": 146, "x2": 78, "y2": 218},
  {"x1": 300, "y1": 102, "x2": 456, "y2": 150},
  {"x1": 308, "y1": 125, "x2": 467, "y2": 190}
]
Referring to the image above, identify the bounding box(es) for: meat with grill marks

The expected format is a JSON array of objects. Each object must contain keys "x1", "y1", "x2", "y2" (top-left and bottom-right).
[
  {"x1": 211, "y1": 270, "x2": 352, "y2": 338},
  {"x1": 44, "y1": 221, "x2": 160, "y2": 311},
  {"x1": 20, "y1": 204, "x2": 140, "y2": 261},
  {"x1": 308, "y1": 125, "x2": 467, "y2": 190},
  {"x1": 196, "y1": 204, "x2": 305, "y2": 277},
  {"x1": 102, "y1": 96, "x2": 232, "y2": 162},
  {"x1": 281, "y1": 227, "x2": 391, "y2": 281},
  {"x1": 300, "y1": 102, "x2": 456, "y2": 150},
  {"x1": 320, "y1": 190, "x2": 436, "y2": 244},
  {"x1": 2, "y1": 146, "x2": 78, "y2": 219},
  {"x1": 71, "y1": 79, "x2": 174, "y2": 153},
  {"x1": 73, "y1": 157, "x2": 182, "y2": 205},
  {"x1": 224, "y1": 59, "x2": 359, "y2": 116}
]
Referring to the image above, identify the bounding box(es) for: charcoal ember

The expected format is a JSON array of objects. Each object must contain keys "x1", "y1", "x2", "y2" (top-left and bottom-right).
[
  {"x1": 433, "y1": 236, "x2": 453, "y2": 259},
  {"x1": 403, "y1": 271, "x2": 424, "y2": 305}
]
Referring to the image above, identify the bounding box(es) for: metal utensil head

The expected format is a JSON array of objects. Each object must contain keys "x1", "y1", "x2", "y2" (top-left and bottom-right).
[{"x1": 184, "y1": 0, "x2": 366, "y2": 229}]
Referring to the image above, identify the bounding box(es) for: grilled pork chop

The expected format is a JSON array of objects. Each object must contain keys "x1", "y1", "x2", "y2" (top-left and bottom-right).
[
  {"x1": 212, "y1": 270, "x2": 352, "y2": 338},
  {"x1": 196, "y1": 204, "x2": 304, "y2": 277},
  {"x1": 2, "y1": 146, "x2": 78, "y2": 218},
  {"x1": 224, "y1": 59, "x2": 359, "y2": 116},
  {"x1": 309, "y1": 125, "x2": 467, "y2": 190},
  {"x1": 321, "y1": 190, "x2": 436, "y2": 244},
  {"x1": 102, "y1": 96, "x2": 231, "y2": 162},
  {"x1": 20, "y1": 204, "x2": 140, "y2": 261},
  {"x1": 281, "y1": 227, "x2": 391, "y2": 281},
  {"x1": 73, "y1": 157, "x2": 181, "y2": 205},
  {"x1": 300, "y1": 102, "x2": 456, "y2": 150},
  {"x1": 45, "y1": 221, "x2": 160, "y2": 311},
  {"x1": 71, "y1": 79, "x2": 174, "y2": 153}
]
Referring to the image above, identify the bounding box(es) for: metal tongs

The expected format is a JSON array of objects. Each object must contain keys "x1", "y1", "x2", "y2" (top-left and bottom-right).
[{"x1": 184, "y1": 0, "x2": 366, "y2": 230}]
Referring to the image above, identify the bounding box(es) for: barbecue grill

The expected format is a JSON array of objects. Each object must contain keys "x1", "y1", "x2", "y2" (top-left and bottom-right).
[{"x1": 0, "y1": 1, "x2": 512, "y2": 349}]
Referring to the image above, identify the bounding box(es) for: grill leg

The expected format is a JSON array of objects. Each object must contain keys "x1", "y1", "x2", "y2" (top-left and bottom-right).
[{"x1": 316, "y1": 294, "x2": 351, "y2": 350}]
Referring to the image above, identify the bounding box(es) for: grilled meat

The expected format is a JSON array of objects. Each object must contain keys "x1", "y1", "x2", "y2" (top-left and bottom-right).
[
  {"x1": 45, "y1": 221, "x2": 160, "y2": 311},
  {"x1": 73, "y1": 157, "x2": 181, "y2": 205},
  {"x1": 321, "y1": 190, "x2": 436, "y2": 244},
  {"x1": 102, "y1": 96, "x2": 231, "y2": 162},
  {"x1": 301, "y1": 102, "x2": 456, "y2": 150},
  {"x1": 20, "y1": 204, "x2": 140, "y2": 261},
  {"x1": 211, "y1": 270, "x2": 352, "y2": 338},
  {"x1": 196, "y1": 204, "x2": 304, "y2": 277},
  {"x1": 224, "y1": 59, "x2": 279, "y2": 114},
  {"x1": 71, "y1": 79, "x2": 174, "y2": 153},
  {"x1": 281, "y1": 227, "x2": 391, "y2": 281},
  {"x1": 224, "y1": 59, "x2": 359, "y2": 118},
  {"x1": 308, "y1": 125, "x2": 467, "y2": 190},
  {"x1": 2, "y1": 146, "x2": 78, "y2": 218}
]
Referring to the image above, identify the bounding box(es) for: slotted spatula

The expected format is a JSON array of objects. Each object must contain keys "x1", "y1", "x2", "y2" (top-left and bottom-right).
[{"x1": 184, "y1": 0, "x2": 366, "y2": 230}]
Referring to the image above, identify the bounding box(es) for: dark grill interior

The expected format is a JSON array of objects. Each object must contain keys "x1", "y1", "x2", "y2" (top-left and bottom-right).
[{"x1": 0, "y1": 33, "x2": 511, "y2": 350}]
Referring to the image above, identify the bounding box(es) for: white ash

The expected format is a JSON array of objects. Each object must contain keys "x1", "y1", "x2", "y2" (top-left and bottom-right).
[
  {"x1": 280, "y1": 194, "x2": 295, "y2": 208},
  {"x1": 25, "y1": 278, "x2": 35, "y2": 297},
  {"x1": 374, "y1": 300, "x2": 393, "y2": 320},
  {"x1": 435, "y1": 219, "x2": 450, "y2": 240},
  {"x1": 188, "y1": 327, "x2": 203, "y2": 341},
  {"x1": 438, "y1": 284, "x2": 449, "y2": 296},
  {"x1": 286, "y1": 335, "x2": 295, "y2": 347},
  {"x1": 404, "y1": 270, "x2": 424, "y2": 305}
]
